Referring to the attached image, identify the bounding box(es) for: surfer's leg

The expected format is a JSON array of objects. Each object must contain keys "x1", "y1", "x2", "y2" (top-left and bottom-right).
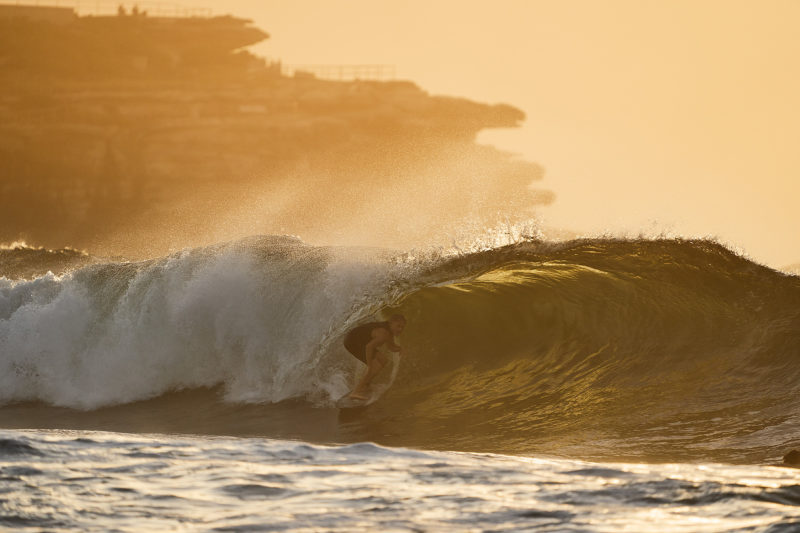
[{"x1": 350, "y1": 353, "x2": 388, "y2": 398}]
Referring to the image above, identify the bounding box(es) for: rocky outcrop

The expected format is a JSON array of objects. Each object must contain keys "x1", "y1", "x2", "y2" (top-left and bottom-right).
[{"x1": 0, "y1": 9, "x2": 549, "y2": 256}]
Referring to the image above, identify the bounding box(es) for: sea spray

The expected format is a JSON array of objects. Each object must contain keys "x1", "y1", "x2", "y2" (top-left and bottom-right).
[{"x1": 0, "y1": 236, "x2": 401, "y2": 408}]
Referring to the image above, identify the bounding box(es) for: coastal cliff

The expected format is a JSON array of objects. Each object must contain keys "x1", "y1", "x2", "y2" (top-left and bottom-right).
[{"x1": 0, "y1": 6, "x2": 549, "y2": 256}]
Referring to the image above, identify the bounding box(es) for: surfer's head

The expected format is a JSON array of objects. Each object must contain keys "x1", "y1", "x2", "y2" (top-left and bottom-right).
[{"x1": 388, "y1": 314, "x2": 406, "y2": 335}]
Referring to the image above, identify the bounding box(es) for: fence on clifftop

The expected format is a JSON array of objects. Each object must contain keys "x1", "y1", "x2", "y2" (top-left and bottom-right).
[
  {"x1": 282, "y1": 64, "x2": 396, "y2": 82},
  {"x1": 1, "y1": 2, "x2": 398, "y2": 82}
]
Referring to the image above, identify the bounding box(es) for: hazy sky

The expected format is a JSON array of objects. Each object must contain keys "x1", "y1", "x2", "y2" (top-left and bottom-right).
[{"x1": 217, "y1": 0, "x2": 798, "y2": 268}]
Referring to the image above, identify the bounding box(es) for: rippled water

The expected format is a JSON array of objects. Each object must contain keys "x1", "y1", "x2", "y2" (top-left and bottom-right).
[{"x1": 2, "y1": 429, "x2": 800, "y2": 532}]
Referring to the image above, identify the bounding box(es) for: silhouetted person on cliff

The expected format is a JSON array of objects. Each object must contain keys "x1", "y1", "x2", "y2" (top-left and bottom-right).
[{"x1": 343, "y1": 314, "x2": 405, "y2": 400}]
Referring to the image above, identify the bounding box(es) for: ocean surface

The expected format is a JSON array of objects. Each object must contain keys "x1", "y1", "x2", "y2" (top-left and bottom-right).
[{"x1": 2, "y1": 235, "x2": 799, "y2": 531}]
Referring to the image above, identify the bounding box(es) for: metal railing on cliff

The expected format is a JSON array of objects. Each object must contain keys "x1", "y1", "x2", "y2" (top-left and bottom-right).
[
  {"x1": 1, "y1": 2, "x2": 398, "y2": 82},
  {"x1": 282, "y1": 64, "x2": 396, "y2": 82}
]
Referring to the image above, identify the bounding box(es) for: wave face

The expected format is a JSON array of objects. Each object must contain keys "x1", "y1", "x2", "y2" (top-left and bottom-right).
[
  {"x1": 379, "y1": 239, "x2": 800, "y2": 462},
  {"x1": 1, "y1": 236, "x2": 799, "y2": 463}
]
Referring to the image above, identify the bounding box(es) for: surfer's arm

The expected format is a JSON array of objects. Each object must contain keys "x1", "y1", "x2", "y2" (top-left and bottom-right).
[{"x1": 387, "y1": 340, "x2": 402, "y2": 353}]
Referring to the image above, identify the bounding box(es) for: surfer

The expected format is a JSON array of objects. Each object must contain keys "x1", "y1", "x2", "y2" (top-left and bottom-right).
[{"x1": 344, "y1": 314, "x2": 406, "y2": 401}]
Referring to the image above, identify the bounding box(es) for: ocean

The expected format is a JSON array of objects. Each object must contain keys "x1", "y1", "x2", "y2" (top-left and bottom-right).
[{"x1": 2, "y1": 235, "x2": 799, "y2": 531}]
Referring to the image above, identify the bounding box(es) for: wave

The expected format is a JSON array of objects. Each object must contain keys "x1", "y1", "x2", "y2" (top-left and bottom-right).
[
  {"x1": 0, "y1": 235, "x2": 405, "y2": 408},
  {"x1": 0, "y1": 242, "x2": 92, "y2": 280},
  {"x1": 1, "y1": 235, "x2": 799, "y2": 462},
  {"x1": 380, "y1": 239, "x2": 800, "y2": 461}
]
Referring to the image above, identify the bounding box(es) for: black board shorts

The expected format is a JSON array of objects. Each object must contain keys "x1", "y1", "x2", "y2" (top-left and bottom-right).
[
  {"x1": 344, "y1": 335, "x2": 367, "y2": 364},
  {"x1": 343, "y1": 321, "x2": 389, "y2": 364}
]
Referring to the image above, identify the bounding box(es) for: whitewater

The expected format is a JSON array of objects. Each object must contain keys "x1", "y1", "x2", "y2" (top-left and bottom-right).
[{"x1": 2, "y1": 235, "x2": 800, "y2": 531}]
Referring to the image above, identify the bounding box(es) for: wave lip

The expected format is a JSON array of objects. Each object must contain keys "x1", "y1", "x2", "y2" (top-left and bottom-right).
[{"x1": 0, "y1": 242, "x2": 91, "y2": 280}]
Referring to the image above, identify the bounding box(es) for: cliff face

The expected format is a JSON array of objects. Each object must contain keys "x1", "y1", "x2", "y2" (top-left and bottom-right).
[{"x1": 0, "y1": 9, "x2": 549, "y2": 256}]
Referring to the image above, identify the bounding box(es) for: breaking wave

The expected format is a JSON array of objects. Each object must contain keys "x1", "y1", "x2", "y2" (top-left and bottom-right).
[{"x1": 1, "y1": 235, "x2": 799, "y2": 462}]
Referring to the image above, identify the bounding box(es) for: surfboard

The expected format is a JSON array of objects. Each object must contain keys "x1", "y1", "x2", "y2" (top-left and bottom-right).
[
  {"x1": 335, "y1": 394, "x2": 371, "y2": 409},
  {"x1": 336, "y1": 352, "x2": 401, "y2": 409}
]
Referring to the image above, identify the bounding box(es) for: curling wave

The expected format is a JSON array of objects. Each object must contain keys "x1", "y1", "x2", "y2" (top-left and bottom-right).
[
  {"x1": 379, "y1": 238, "x2": 800, "y2": 461},
  {"x1": 1, "y1": 235, "x2": 799, "y2": 462}
]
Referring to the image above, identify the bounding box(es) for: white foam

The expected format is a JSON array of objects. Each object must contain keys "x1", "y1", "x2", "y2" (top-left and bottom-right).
[{"x1": 0, "y1": 238, "x2": 399, "y2": 409}]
